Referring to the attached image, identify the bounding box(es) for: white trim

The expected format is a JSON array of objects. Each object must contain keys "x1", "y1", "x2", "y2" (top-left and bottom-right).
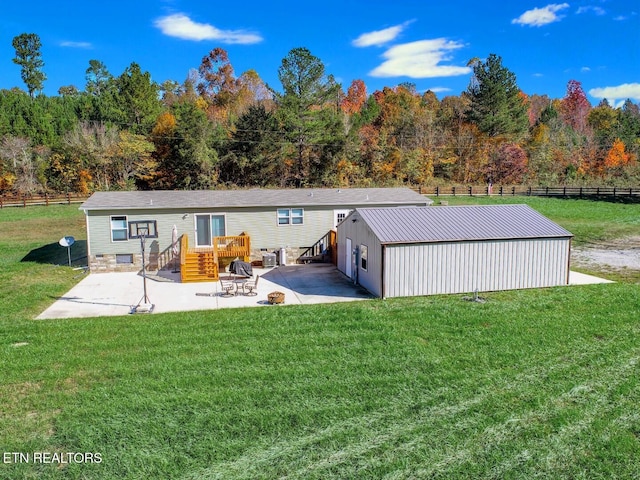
[{"x1": 110, "y1": 215, "x2": 128, "y2": 242}]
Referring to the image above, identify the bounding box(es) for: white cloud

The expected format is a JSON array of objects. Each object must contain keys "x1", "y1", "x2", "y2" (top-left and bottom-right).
[
  {"x1": 427, "y1": 86, "x2": 452, "y2": 93},
  {"x1": 576, "y1": 6, "x2": 605, "y2": 15},
  {"x1": 589, "y1": 83, "x2": 640, "y2": 103},
  {"x1": 154, "y1": 13, "x2": 262, "y2": 44},
  {"x1": 581, "y1": 66, "x2": 591, "y2": 72},
  {"x1": 369, "y1": 39, "x2": 471, "y2": 78},
  {"x1": 512, "y1": 3, "x2": 569, "y2": 27},
  {"x1": 60, "y1": 41, "x2": 92, "y2": 49},
  {"x1": 352, "y1": 21, "x2": 412, "y2": 47}
]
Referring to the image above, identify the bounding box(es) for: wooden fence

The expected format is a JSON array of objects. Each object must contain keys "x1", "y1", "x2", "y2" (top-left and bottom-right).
[
  {"x1": 414, "y1": 185, "x2": 640, "y2": 199},
  {"x1": 0, "y1": 193, "x2": 89, "y2": 208}
]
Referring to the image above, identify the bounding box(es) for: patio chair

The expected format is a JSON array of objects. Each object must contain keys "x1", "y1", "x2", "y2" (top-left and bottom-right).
[
  {"x1": 220, "y1": 278, "x2": 236, "y2": 297},
  {"x1": 242, "y1": 275, "x2": 260, "y2": 296}
]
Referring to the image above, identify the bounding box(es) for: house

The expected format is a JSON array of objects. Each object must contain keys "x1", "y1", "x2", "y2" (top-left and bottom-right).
[
  {"x1": 336, "y1": 204, "x2": 573, "y2": 298},
  {"x1": 79, "y1": 187, "x2": 432, "y2": 280}
]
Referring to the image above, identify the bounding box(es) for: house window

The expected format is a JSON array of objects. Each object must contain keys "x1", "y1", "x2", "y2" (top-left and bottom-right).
[
  {"x1": 111, "y1": 216, "x2": 128, "y2": 242},
  {"x1": 360, "y1": 244, "x2": 368, "y2": 271},
  {"x1": 277, "y1": 208, "x2": 304, "y2": 225},
  {"x1": 115, "y1": 254, "x2": 133, "y2": 264},
  {"x1": 128, "y1": 220, "x2": 158, "y2": 239}
]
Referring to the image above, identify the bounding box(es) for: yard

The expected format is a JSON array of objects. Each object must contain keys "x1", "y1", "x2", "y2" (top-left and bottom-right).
[{"x1": 1, "y1": 197, "x2": 639, "y2": 479}]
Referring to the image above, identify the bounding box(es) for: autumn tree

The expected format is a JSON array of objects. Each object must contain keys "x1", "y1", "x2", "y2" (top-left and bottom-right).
[
  {"x1": 0, "y1": 135, "x2": 40, "y2": 193},
  {"x1": 197, "y1": 48, "x2": 240, "y2": 123},
  {"x1": 559, "y1": 80, "x2": 591, "y2": 135},
  {"x1": 604, "y1": 138, "x2": 632, "y2": 170},
  {"x1": 341, "y1": 79, "x2": 367, "y2": 115},
  {"x1": 486, "y1": 142, "x2": 528, "y2": 184},
  {"x1": 12, "y1": 33, "x2": 46, "y2": 98},
  {"x1": 236, "y1": 69, "x2": 274, "y2": 113},
  {"x1": 466, "y1": 54, "x2": 528, "y2": 138},
  {"x1": 64, "y1": 122, "x2": 119, "y2": 190}
]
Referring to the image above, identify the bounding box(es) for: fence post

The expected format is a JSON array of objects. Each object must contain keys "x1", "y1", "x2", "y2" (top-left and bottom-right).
[
  {"x1": 435, "y1": 186, "x2": 439, "y2": 197},
  {"x1": 452, "y1": 186, "x2": 456, "y2": 196},
  {"x1": 22, "y1": 196, "x2": 26, "y2": 207},
  {"x1": 499, "y1": 186, "x2": 503, "y2": 196},
  {"x1": 613, "y1": 187, "x2": 616, "y2": 197},
  {"x1": 67, "y1": 192, "x2": 71, "y2": 205},
  {"x1": 468, "y1": 186, "x2": 472, "y2": 196},
  {"x1": 528, "y1": 186, "x2": 532, "y2": 196}
]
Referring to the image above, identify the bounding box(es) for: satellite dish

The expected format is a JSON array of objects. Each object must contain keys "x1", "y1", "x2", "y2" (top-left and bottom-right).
[
  {"x1": 59, "y1": 236, "x2": 75, "y2": 266},
  {"x1": 59, "y1": 236, "x2": 75, "y2": 247}
]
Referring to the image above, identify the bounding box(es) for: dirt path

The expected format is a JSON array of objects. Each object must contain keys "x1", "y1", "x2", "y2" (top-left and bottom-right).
[{"x1": 571, "y1": 236, "x2": 640, "y2": 275}]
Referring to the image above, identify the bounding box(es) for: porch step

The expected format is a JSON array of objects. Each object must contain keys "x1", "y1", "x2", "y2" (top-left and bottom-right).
[{"x1": 181, "y1": 253, "x2": 219, "y2": 282}]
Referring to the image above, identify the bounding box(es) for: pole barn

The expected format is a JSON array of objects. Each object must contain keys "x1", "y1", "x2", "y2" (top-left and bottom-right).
[{"x1": 336, "y1": 205, "x2": 573, "y2": 299}]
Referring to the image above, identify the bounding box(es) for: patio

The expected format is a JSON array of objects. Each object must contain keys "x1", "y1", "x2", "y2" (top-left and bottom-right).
[{"x1": 37, "y1": 264, "x2": 373, "y2": 319}]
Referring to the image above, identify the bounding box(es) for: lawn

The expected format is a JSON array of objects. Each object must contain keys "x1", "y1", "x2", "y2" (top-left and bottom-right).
[{"x1": 1, "y1": 199, "x2": 639, "y2": 479}]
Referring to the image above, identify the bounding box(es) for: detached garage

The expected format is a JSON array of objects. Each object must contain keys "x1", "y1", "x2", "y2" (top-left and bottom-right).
[{"x1": 337, "y1": 204, "x2": 573, "y2": 298}]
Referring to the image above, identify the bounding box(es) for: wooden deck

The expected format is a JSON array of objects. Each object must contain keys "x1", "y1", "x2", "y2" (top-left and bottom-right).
[{"x1": 179, "y1": 234, "x2": 251, "y2": 282}]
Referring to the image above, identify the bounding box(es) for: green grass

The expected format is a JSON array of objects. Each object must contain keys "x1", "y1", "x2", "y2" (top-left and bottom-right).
[{"x1": 1, "y1": 200, "x2": 639, "y2": 479}]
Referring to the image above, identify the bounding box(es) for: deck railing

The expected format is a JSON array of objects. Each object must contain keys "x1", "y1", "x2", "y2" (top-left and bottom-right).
[{"x1": 213, "y1": 235, "x2": 251, "y2": 258}]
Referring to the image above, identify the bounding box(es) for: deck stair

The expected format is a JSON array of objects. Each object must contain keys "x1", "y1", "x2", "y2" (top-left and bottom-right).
[
  {"x1": 297, "y1": 230, "x2": 337, "y2": 265},
  {"x1": 179, "y1": 234, "x2": 251, "y2": 283}
]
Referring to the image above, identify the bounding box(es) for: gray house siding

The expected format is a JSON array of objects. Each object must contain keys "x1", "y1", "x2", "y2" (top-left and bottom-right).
[
  {"x1": 383, "y1": 237, "x2": 570, "y2": 298},
  {"x1": 337, "y1": 218, "x2": 384, "y2": 297},
  {"x1": 81, "y1": 188, "x2": 432, "y2": 273}
]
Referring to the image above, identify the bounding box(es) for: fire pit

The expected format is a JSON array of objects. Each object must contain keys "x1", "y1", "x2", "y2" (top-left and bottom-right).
[{"x1": 268, "y1": 291, "x2": 285, "y2": 304}]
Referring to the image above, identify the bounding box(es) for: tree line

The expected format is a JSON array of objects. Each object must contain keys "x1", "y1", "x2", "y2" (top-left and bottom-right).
[{"x1": 1, "y1": 33, "x2": 639, "y2": 195}]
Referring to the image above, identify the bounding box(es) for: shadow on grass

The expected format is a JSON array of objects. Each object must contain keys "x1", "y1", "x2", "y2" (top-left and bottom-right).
[
  {"x1": 22, "y1": 240, "x2": 88, "y2": 266},
  {"x1": 543, "y1": 194, "x2": 640, "y2": 204}
]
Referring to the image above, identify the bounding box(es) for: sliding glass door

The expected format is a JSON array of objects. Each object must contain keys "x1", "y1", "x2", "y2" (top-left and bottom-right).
[{"x1": 195, "y1": 214, "x2": 226, "y2": 247}]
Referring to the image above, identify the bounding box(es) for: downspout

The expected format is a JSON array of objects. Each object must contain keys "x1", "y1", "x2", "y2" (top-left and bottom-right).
[
  {"x1": 566, "y1": 237, "x2": 572, "y2": 285},
  {"x1": 83, "y1": 209, "x2": 91, "y2": 271},
  {"x1": 381, "y1": 244, "x2": 386, "y2": 299}
]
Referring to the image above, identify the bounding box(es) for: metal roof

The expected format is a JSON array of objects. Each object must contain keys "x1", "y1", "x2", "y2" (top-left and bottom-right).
[
  {"x1": 353, "y1": 205, "x2": 573, "y2": 243},
  {"x1": 80, "y1": 188, "x2": 432, "y2": 211}
]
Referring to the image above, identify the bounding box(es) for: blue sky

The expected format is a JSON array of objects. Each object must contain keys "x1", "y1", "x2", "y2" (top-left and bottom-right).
[{"x1": 1, "y1": 0, "x2": 639, "y2": 106}]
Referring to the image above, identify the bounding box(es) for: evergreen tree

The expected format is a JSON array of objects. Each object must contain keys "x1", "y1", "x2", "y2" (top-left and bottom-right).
[
  {"x1": 466, "y1": 54, "x2": 528, "y2": 138},
  {"x1": 12, "y1": 33, "x2": 46, "y2": 98},
  {"x1": 272, "y1": 47, "x2": 343, "y2": 186},
  {"x1": 113, "y1": 63, "x2": 161, "y2": 134}
]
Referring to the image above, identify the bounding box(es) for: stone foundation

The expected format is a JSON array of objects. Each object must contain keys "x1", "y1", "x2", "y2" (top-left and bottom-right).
[{"x1": 89, "y1": 252, "x2": 163, "y2": 273}]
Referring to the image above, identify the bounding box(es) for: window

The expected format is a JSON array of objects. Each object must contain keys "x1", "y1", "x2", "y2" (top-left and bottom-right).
[
  {"x1": 360, "y1": 244, "x2": 368, "y2": 271},
  {"x1": 128, "y1": 220, "x2": 158, "y2": 239},
  {"x1": 111, "y1": 216, "x2": 128, "y2": 242},
  {"x1": 277, "y1": 208, "x2": 304, "y2": 225},
  {"x1": 115, "y1": 254, "x2": 133, "y2": 264}
]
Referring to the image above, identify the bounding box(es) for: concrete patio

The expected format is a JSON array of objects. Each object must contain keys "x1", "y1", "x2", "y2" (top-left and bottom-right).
[{"x1": 37, "y1": 263, "x2": 373, "y2": 319}]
